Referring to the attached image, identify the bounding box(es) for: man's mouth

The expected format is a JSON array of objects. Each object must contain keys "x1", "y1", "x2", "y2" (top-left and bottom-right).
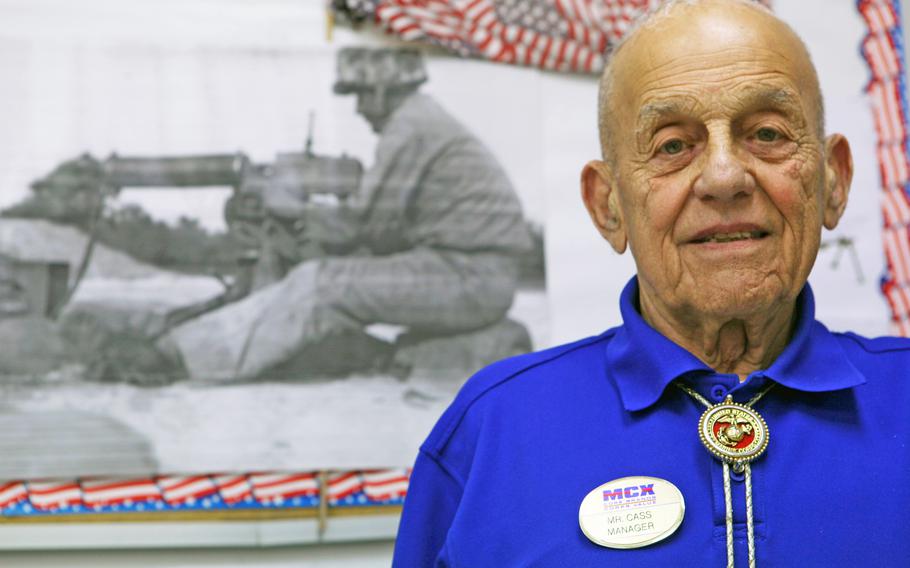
[{"x1": 691, "y1": 230, "x2": 769, "y2": 244}]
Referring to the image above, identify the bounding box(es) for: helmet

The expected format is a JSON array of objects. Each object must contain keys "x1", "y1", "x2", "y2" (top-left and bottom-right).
[{"x1": 333, "y1": 47, "x2": 428, "y2": 94}]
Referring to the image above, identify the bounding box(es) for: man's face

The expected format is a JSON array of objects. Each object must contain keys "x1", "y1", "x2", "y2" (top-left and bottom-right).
[
  {"x1": 583, "y1": 2, "x2": 852, "y2": 321},
  {"x1": 354, "y1": 87, "x2": 415, "y2": 134},
  {"x1": 354, "y1": 88, "x2": 391, "y2": 133}
]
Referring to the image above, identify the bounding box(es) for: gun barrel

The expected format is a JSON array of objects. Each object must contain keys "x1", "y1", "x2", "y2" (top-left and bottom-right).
[{"x1": 103, "y1": 155, "x2": 246, "y2": 188}]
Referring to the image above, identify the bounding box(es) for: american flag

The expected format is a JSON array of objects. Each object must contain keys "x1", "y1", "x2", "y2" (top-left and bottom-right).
[
  {"x1": 333, "y1": 0, "x2": 655, "y2": 73},
  {"x1": 860, "y1": 0, "x2": 910, "y2": 336},
  {"x1": 332, "y1": 0, "x2": 772, "y2": 74}
]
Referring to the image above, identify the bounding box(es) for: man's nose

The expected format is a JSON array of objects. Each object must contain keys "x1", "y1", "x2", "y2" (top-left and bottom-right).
[
  {"x1": 356, "y1": 89, "x2": 385, "y2": 115},
  {"x1": 692, "y1": 135, "x2": 755, "y2": 201}
]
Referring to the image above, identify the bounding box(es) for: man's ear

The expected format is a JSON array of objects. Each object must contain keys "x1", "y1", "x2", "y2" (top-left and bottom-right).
[
  {"x1": 822, "y1": 134, "x2": 853, "y2": 230},
  {"x1": 581, "y1": 160, "x2": 627, "y2": 253}
]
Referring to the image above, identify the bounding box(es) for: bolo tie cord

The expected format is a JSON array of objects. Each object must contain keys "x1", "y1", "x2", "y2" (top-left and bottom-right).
[
  {"x1": 676, "y1": 383, "x2": 774, "y2": 568},
  {"x1": 722, "y1": 462, "x2": 755, "y2": 568}
]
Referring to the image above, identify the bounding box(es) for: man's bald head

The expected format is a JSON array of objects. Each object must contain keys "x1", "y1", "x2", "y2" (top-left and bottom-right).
[
  {"x1": 597, "y1": 0, "x2": 825, "y2": 162},
  {"x1": 581, "y1": 0, "x2": 853, "y2": 345}
]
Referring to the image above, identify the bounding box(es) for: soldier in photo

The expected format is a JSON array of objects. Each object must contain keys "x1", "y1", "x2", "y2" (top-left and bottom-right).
[{"x1": 48, "y1": 47, "x2": 534, "y2": 384}]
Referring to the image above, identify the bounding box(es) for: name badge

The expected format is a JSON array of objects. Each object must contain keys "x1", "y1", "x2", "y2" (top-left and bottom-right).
[{"x1": 578, "y1": 475, "x2": 685, "y2": 549}]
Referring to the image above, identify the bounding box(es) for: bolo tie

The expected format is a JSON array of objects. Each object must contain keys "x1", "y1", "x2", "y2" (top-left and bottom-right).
[{"x1": 675, "y1": 381, "x2": 775, "y2": 568}]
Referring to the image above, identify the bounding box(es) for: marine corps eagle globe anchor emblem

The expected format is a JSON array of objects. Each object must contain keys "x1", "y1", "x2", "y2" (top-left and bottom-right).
[{"x1": 698, "y1": 395, "x2": 769, "y2": 472}]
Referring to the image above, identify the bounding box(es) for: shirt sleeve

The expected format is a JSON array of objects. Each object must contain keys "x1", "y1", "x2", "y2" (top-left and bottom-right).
[{"x1": 392, "y1": 449, "x2": 464, "y2": 567}]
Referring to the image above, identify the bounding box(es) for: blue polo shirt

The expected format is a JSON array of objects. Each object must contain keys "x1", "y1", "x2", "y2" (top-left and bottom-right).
[{"x1": 393, "y1": 278, "x2": 910, "y2": 567}]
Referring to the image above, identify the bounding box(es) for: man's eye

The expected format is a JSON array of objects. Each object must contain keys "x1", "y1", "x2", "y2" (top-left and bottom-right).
[
  {"x1": 755, "y1": 128, "x2": 781, "y2": 142},
  {"x1": 660, "y1": 139, "x2": 685, "y2": 155}
]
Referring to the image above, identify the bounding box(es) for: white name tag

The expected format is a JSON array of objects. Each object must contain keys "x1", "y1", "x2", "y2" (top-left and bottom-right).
[{"x1": 578, "y1": 475, "x2": 685, "y2": 549}]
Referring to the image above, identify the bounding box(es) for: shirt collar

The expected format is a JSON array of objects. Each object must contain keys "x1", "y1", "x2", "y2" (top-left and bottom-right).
[{"x1": 606, "y1": 277, "x2": 867, "y2": 411}]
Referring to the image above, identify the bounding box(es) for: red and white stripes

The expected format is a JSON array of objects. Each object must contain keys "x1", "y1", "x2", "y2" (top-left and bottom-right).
[
  {"x1": 327, "y1": 471, "x2": 366, "y2": 502},
  {"x1": 81, "y1": 478, "x2": 161, "y2": 508},
  {"x1": 26, "y1": 480, "x2": 83, "y2": 511},
  {"x1": 157, "y1": 475, "x2": 219, "y2": 505},
  {"x1": 249, "y1": 472, "x2": 320, "y2": 503},
  {"x1": 360, "y1": 1, "x2": 780, "y2": 74},
  {"x1": 211, "y1": 474, "x2": 254, "y2": 504},
  {"x1": 0, "y1": 481, "x2": 27, "y2": 509},
  {"x1": 362, "y1": 469, "x2": 410, "y2": 501},
  {"x1": 860, "y1": 0, "x2": 910, "y2": 336}
]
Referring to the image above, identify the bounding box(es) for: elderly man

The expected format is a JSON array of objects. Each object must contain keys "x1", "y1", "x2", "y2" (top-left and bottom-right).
[{"x1": 393, "y1": 0, "x2": 910, "y2": 566}]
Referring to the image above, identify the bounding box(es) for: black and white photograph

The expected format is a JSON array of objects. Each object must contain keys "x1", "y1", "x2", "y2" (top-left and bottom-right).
[{"x1": 0, "y1": 0, "x2": 549, "y2": 478}]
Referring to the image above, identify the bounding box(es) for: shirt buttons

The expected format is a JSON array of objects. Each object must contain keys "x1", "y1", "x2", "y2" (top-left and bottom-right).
[{"x1": 710, "y1": 384, "x2": 728, "y2": 402}]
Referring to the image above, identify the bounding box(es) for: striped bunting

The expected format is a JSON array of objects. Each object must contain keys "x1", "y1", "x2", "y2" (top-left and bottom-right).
[
  {"x1": 860, "y1": 0, "x2": 910, "y2": 335},
  {"x1": 1, "y1": 469, "x2": 412, "y2": 516}
]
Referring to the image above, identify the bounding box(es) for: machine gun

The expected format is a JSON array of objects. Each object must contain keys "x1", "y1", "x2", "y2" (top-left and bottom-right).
[
  {"x1": 28, "y1": 118, "x2": 363, "y2": 329},
  {"x1": 105, "y1": 147, "x2": 362, "y2": 264}
]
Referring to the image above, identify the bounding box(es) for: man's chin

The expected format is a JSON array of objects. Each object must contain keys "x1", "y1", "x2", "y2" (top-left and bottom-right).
[
  {"x1": 681, "y1": 278, "x2": 791, "y2": 321},
  {"x1": 364, "y1": 118, "x2": 387, "y2": 133}
]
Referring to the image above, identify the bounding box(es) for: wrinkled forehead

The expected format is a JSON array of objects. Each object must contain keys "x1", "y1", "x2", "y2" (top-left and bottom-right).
[{"x1": 609, "y1": 3, "x2": 820, "y2": 133}]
